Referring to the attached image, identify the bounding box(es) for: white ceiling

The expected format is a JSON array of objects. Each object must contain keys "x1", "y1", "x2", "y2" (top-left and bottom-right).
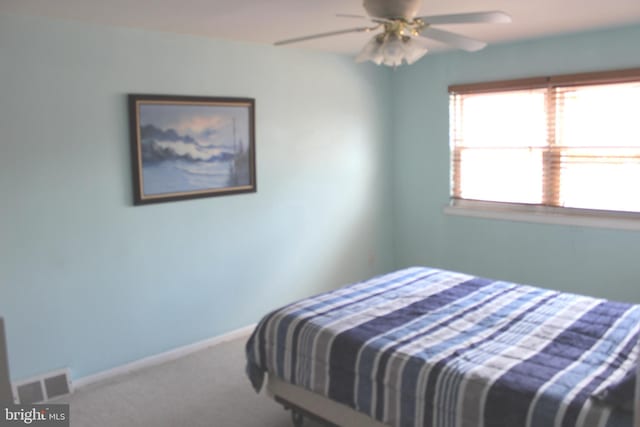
[{"x1": 2, "y1": 0, "x2": 640, "y2": 55}]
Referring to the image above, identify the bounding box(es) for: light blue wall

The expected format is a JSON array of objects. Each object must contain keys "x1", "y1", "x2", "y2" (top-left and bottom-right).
[
  {"x1": 3, "y1": 12, "x2": 640, "y2": 385},
  {"x1": 0, "y1": 14, "x2": 395, "y2": 381},
  {"x1": 391, "y1": 24, "x2": 640, "y2": 303}
]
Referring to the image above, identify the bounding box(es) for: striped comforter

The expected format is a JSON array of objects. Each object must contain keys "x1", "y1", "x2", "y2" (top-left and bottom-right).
[{"x1": 246, "y1": 267, "x2": 640, "y2": 427}]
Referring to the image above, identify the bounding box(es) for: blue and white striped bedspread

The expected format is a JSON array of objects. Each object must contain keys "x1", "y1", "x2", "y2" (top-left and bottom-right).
[{"x1": 246, "y1": 267, "x2": 640, "y2": 427}]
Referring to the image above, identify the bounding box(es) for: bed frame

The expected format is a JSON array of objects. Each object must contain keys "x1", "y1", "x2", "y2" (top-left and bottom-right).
[
  {"x1": 267, "y1": 370, "x2": 640, "y2": 427},
  {"x1": 266, "y1": 373, "x2": 389, "y2": 427}
]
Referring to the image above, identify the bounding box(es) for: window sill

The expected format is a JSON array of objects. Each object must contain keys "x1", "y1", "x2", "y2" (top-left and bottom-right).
[{"x1": 443, "y1": 200, "x2": 640, "y2": 231}]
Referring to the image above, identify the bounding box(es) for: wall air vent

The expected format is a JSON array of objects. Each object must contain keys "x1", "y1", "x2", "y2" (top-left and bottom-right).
[{"x1": 14, "y1": 369, "x2": 72, "y2": 403}]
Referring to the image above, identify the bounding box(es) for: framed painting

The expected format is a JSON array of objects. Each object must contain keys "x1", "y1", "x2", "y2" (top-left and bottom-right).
[{"x1": 128, "y1": 94, "x2": 256, "y2": 205}]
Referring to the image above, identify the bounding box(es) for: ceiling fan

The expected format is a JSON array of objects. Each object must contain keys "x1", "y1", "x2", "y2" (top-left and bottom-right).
[{"x1": 274, "y1": 0, "x2": 511, "y2": 67}]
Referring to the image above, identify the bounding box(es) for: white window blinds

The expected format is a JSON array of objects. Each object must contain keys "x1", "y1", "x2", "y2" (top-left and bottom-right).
[{"x1": 449, "y1": 69, "x2": 640, "y2": 213}]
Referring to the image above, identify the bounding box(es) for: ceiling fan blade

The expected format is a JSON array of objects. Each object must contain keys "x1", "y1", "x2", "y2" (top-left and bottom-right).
[
  {"x1": 420, "y1": 27, "x2": 487, "y2": 51},
  {"x1": 411, "y1": 36, "x2": 431, "y2": 49},
  {"x1": 418, "y1": 11, "x2": 511, "y2": 25},
  {"x1": 274, "y1": 26, "x2": 375, "y2": 46},
  {"x1": 336, "y1": 13, "x2": 392, "y2": 24},
  {"x1": 336, "y1": 13, "x2": 368, "y2": 19}
]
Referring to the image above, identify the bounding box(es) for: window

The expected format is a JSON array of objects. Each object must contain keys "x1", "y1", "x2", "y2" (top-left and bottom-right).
[{"x1": 449, "y1": 69, "x2": 640, "y2": 223}]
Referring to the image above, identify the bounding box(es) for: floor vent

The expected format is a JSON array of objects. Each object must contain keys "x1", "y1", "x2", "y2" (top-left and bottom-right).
[
  {"x1": 16, "y1": 380, "x2": 43, "y2": 404},
  {"x1": 14, "y1": 369, "x2": 72, "y2": 403}
]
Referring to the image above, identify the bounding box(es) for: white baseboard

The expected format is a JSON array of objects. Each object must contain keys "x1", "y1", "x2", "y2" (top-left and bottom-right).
[{"x1": 73, "y1": 324, "x2": 256, "y2": 390}]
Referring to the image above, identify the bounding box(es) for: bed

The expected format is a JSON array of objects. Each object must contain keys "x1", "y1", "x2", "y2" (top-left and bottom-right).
[{"x1": 246, "y1": 266, "x2": 640, "y2": 427}]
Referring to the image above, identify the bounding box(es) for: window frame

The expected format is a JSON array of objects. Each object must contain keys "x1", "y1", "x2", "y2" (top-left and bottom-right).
[{"x1": 446, "y1": 68, "x2": 640, "y2": 230}]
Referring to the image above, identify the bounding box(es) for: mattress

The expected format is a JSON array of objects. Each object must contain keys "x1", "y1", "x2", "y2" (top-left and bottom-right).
[{"x1": 246, "y1": 267, "x2": 640, "y2": 427}]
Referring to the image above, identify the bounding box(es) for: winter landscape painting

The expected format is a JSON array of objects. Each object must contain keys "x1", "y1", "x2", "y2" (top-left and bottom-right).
[{"x1": 129, "y1": 95, "x2": 256, "y2": 204}]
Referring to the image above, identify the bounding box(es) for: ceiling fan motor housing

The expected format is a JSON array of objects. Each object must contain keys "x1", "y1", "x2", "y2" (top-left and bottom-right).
[{"x1": 363, "y1": 0, "x2": 421, "y2": 19}]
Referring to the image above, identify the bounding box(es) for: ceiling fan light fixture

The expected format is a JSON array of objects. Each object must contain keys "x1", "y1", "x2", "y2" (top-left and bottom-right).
[
  {"x1": 382, "y1": 34, "x2": 406, "y2": 66},
  {"x1": 355, "y1": 35, "x2": 386, "y2": 65},
  {"x1": 356, "y1": 33, "x2": 428, "y2": 67},
  {"x1": 401, "y1": 37, "x2": 428, "y2": 64}
]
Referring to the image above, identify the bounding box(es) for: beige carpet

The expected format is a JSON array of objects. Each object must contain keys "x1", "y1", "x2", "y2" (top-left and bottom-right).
[{"x1": 55, "y1": 337, "x2": 322, "y2": 427}]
